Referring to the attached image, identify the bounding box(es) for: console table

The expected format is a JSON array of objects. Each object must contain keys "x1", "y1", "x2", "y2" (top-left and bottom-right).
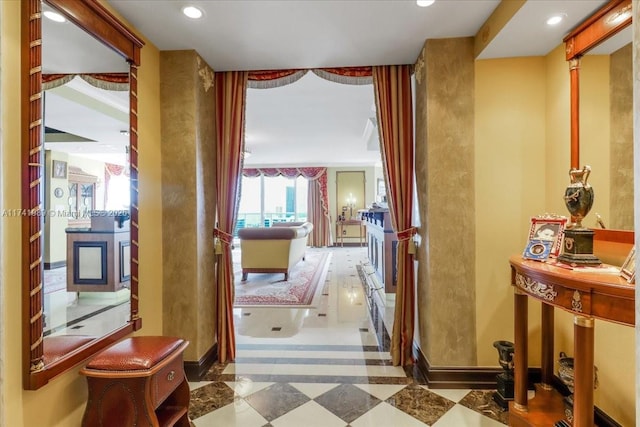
[
  {"x1": 508, "y1": 256, "x2": 634, "y2": 427},
  {"x1": 337, "y1": 219, "x2": 365, "y2": 247}
]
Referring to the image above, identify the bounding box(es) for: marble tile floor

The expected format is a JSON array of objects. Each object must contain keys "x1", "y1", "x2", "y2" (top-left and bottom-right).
[
  {"x1": 188, "y1": 246, "x2": 509, "y2": 426},
  {"x1": 43, "y1": 287, "x2": 131, "y2": 337}
]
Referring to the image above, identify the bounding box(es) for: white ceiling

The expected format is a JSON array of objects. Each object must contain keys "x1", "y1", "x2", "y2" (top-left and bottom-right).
[{"x1": 45, "y1": 0, "x2": 625, "y2": 167}]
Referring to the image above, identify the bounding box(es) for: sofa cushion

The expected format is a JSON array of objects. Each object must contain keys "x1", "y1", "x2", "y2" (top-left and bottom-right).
[{"x1": 238, "y1": 222, "x2": 313, "y2": 240}]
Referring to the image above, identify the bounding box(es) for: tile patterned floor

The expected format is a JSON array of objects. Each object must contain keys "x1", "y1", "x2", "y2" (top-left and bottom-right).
[{"x1": 188, "y1": 246, "x2": 509, "y2": 426}]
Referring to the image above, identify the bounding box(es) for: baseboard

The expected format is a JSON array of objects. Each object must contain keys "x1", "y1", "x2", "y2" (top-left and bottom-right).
[
  {"x1": 412, "y1": 343, "x2": 621, "y2": 426},
  {"x1": 184, "y1": 343, "x2": 218, "y2": 381},
  {"x1": 44, "y1": 261, "x2": 66, "y2": 270},
  {"x1": 594, "y1": 406, "x2": 623, "y2": 427},
  {"x1": 412, "y1": 343, "x2": 519, "y2": 389}
]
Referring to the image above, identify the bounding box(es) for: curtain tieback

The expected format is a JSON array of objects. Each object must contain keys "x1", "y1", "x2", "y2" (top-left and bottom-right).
[
  {"x1": 397, "y1": 227, "x2": 418, "y2": 255},
  {"x1": 213, "y1": 228, "x2": 233, "y2": 254},
  {"x1": 397, "y1": 227, "x2": 417, "y2": 241}
]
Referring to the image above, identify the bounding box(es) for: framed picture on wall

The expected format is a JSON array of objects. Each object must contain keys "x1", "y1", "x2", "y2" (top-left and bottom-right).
[
  {"x1": 526, "y1": 215, "x2": 567, "y2": 258},
  {"x1": 377, "y1": 178, "x2": 386, "y2": 197},
  {"x1": 52, "y1": 160, "x2": 67, "y2": 179}
]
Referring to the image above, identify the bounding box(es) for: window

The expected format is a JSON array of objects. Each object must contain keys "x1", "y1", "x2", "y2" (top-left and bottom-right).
[{"x1": 238, "y1": 175, "x2": 308, "y2": 227}]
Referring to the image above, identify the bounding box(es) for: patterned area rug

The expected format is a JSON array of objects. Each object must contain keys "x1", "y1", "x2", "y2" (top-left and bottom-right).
[{"x1": 234, "y1": 250, "x2": 331, "y2": 307}]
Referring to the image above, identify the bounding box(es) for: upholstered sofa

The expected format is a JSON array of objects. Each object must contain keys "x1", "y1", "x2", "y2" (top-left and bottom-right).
[{"x1": 237, "y1": 222, "x2": 313, "y2": 281}]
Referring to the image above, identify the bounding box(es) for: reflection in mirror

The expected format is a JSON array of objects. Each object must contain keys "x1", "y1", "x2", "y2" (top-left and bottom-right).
[
  {"x1": 564, "y1": 0, "x2": 633, "y2": 232},
  {"x1": 41, "y1": 4, "x2": 131, "y2": 341},
  {"x1": 579, "y1": 27, "x2": 632, "y2": 230},
  {"x1": 22, "y1": 0, "x2": 143, "y2": 389}
]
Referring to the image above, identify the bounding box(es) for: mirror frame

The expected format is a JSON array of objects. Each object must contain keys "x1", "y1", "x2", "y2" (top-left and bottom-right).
[
  {"x1": 21, "y1": 0, "x2": 144, "y2": 390},
  {"x1": 563, "y1": 0, "x2": 632, "y2": 169}
]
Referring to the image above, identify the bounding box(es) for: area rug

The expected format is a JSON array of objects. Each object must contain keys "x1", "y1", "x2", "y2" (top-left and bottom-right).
[{"x1": 234, "y1": 250, "x2": 331, "y2": 307}]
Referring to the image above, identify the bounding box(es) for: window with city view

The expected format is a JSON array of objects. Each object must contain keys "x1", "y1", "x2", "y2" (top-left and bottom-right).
[{"x1": 236, "y1": 175, "x2": 308, "y2": 232}]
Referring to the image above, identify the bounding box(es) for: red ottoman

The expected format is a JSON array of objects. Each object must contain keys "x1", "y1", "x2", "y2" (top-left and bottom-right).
[{"x1": 80, "y1": 336, "x2": 190, "y2": 427}]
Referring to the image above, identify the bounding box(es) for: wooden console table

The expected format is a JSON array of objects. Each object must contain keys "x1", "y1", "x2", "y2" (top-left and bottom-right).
[
  {"x1": 337, "y1": 219, "x2": 365, "y2": 247},
  {"x1": 508, "y1": 256, "x2": 634, "y2": 427}
]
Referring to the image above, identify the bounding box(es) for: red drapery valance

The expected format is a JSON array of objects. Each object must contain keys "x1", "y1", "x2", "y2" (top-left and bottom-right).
[
  {"x1": 246, "y1": 66, "x2": 374, "y2": 89},
  {"x1": 242, "y1": 167, "x2": 325, "y2": 179},
  {"x1": 42, "y1": 73, "x2": 130, "y2": 84},
  {"x1": 42, "y1": 73, "x2": 130, "y2": 91}
]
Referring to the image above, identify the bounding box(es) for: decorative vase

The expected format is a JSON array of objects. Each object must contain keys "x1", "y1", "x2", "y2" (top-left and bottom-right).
[
  {"x1": 563, "y1": 165, "x2": 594, "y2": 229},
  {"x1": 558, "y1": 166, "x2": 601, "y2": 266},
  {"x1": 557, "y1": 352, "x2": 599, "y2": 423},
  {"x1": 492, "y1": 340, "x2": 515, "y2": 409}
]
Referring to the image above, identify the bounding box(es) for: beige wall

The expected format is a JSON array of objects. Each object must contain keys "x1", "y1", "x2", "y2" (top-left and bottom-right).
[
  {"x1": 475, "y1": 55, "x2": 547, "y2": 367},
  {"x1": 160, "y1": 50, "x2": 217, "y2": 361},
  {"x1": 473, "y1": 45, "x2": 634, "y2": 425},
  {"x1": 1, "y1": 1, "x2": 164, "y2": 425}
]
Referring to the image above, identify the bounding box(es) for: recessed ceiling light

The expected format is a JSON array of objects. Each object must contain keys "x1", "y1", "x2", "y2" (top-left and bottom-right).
[
  {"x1": 546, "y1": 14, "x2": 566, "y2": 26},
  {"x1": 416, "y1": 0, "x2": 435, "y2": 6},
  {"x1": 182, "y1": 5, "x2": 203, "y2": 19},
  {"x1": 43, "y1": 10, "x2": 66, "y2": 23}
]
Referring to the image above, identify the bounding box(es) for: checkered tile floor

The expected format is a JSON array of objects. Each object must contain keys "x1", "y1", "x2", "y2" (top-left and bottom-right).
[{"x1": 188, "y1": 247, "x2": 508, "y2": 426}]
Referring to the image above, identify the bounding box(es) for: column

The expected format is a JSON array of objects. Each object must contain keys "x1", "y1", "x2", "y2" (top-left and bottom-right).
[{"x1": 573, "y1": 316, "x2": 595, "y2": 427}]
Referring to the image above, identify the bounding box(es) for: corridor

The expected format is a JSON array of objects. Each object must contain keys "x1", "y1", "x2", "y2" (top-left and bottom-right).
[{"x1": 188, "y1": 247, "x2": 507, "y2": 426}]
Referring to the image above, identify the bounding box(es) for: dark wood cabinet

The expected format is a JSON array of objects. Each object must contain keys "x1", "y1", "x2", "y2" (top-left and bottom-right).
[{"x1": 363, "y1": 208, "x2": 397, "y2": 294}]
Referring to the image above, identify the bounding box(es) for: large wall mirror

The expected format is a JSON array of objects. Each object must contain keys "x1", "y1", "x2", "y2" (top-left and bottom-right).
[
  {"x1": 564, "y1": 0, "x2": 633, "y2": 231},
  {"x1": 21, "y1": 0, "x2": 143, "y2": 390}
]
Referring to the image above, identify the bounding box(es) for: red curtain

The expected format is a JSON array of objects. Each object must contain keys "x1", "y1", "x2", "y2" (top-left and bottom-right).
[
  {"x1": 373, "y1": 65, "x2": 416, "y2": 366},
  {"x1": 213, "y1": 71, "x2": 248, "y2": 363},
  {"x1": 307, "y1": 171, "x2": 331, "y2": 247}
]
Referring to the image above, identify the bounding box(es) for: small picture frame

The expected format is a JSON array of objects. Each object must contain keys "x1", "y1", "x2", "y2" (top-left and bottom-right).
[
  {"x1": 52, "y1": 160, "x2": 67, "y2": 179},
  {"x1": 620, "y1": 245, "x2": 636, "y2": 284},
  {"x1": 377, "y1": 178, "x2": 386, "y2": 197},
  {"x1": 527, "y1": 215, "x2": 567, "y2": 258},
  {"x1": 523, "y1": 239, "x2": 554, "y2": 261}
]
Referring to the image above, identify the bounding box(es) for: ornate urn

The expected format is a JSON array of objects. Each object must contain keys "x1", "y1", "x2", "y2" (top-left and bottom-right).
[
  {"x1": 563, "y1": 166, "x2": 594, "y2": 228},
  {"x1": 558, "y1": 352, "x2": 599, "y2": 424},
  {"x1": 492, "y1": 340, "x2": 515, "y2": 409},
  {"x1": 558, "y1": 166, "x2": 601, "y2": 266}
]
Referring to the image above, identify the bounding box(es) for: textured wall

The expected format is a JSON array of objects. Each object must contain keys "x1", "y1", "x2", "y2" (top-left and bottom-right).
[
  {"x1": 610, "y1": 43, "x2": 633, "y2": 230},
  {"x1": 414, "y1": 38, "x2": 477, "y2": 366},
  {"x1": 160, "y1": 50, "x2": 217, "y2": 361},
  {"x1": 194, "y1": 55, "x2": 217, "y2": 357}
]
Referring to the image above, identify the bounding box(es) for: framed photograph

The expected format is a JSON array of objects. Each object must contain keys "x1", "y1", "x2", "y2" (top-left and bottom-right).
[
  {"x1": 523, "y1": 239, "x2": 553, "y2": 261},
  {"x1": 527, "y1": 215, "x2": 567, "y2": 258},
  {"x1": 52, "y1": 160, "x2": 67, "y2": 179},
  {"x1": 620, "y1": 245, "x2": 636, "y2": 283},
  {"x1": 377, "y1": 178, "x2": 386, "y2": 197}
]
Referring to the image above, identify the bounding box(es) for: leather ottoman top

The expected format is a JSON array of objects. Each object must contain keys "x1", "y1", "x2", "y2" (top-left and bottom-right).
[{"x1": 84, "y1": 336, "x2": 186, "y2": 372}]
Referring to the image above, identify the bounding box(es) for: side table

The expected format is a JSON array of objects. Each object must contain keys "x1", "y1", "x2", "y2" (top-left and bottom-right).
[{"x1": 80, "y1": 336, "x2": 190, "y2": 427}]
